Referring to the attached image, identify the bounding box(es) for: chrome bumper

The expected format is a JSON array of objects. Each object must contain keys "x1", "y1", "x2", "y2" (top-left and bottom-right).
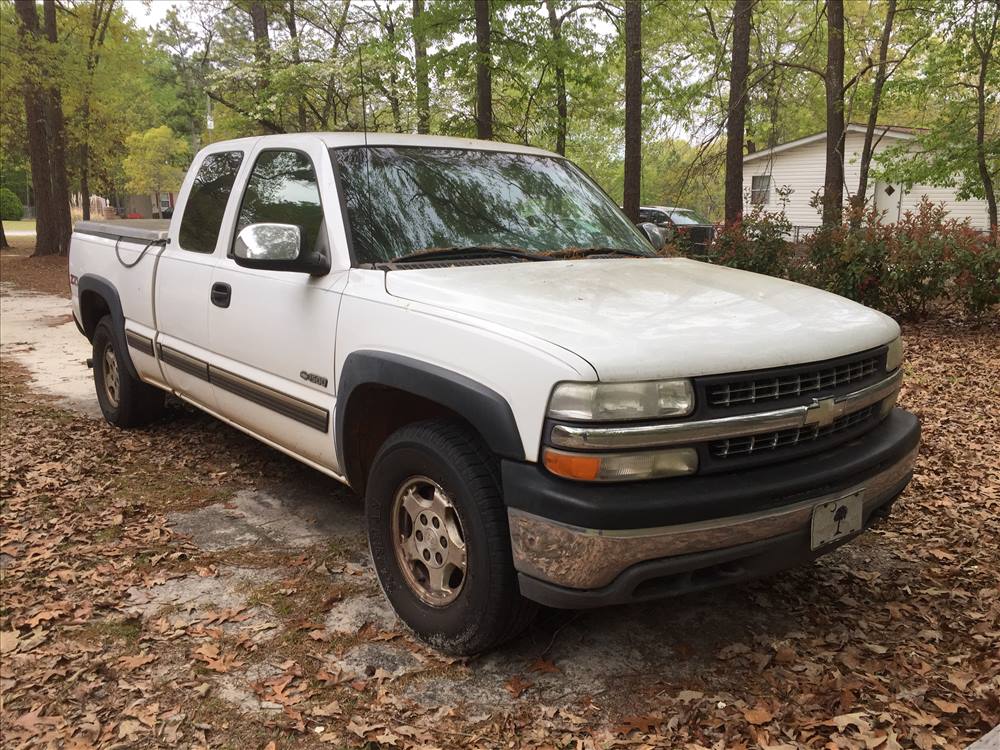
[{"x1": 508, "y1": 444, "x2": 918, "y2": 590}]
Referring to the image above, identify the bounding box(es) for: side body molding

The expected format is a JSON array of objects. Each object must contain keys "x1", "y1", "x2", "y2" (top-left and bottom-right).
[
  {"x1": 76, "y1": 274, "x2": 139, "y2": 379},
  {"x1": 335, "y1": 351, "x2": 525, "y2": 472}
]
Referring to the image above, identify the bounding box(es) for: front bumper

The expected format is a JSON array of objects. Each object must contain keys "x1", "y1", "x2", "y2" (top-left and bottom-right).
[{"x1": 505, "y1": 408, "x2": 919, "y2": 607}]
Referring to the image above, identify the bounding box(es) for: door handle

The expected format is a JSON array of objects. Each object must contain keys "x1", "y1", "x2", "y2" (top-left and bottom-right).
[{"x1": 211, "y1": 282, "x2": 232, "y2": 308}]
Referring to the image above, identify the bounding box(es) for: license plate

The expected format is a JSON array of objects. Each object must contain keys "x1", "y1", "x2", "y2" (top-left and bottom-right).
[{"x1": 810, "y1": 490, "x2": 864, "y2": 550}]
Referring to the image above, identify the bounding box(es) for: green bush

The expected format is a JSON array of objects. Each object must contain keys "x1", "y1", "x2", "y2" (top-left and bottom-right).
[
  {"x1": 950, "y1": 230, "x2": 1000, "y2": 317},
  {"x1": 667, "y1": 196, "x2": 997, "y2": 320},
  {"x1": 807, "y1": 198, "x2": 996, "y2": 319},
  {"x1": 663, "y1": 205, "x2": 793, "y2": 278},
  {"x1": 0, "y1": 186, "x2": 23, "y2": 221},
  {"x1": 806, "y1": 208, "x2": 888, "y2": 310}
]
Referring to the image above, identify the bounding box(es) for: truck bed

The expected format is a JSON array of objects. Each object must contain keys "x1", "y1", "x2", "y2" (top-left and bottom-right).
[{"x1": 74, "y1": 220, "x2": 170, "y2": 243}]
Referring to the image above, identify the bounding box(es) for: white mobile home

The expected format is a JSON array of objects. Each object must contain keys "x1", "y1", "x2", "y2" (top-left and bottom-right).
[{"x1": 742, "y1": 124, "x2": 991, "y2": 238}]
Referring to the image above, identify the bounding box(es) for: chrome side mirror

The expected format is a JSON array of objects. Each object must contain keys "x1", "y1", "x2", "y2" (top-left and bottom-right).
[{"x1": 234, "y1": 223, "x2": 301, "y2": 261}]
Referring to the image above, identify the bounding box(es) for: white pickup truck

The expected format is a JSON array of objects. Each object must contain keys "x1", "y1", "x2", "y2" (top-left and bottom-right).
[{"x1": 70, "y1": 133, "x2": 920, "y2": 654}]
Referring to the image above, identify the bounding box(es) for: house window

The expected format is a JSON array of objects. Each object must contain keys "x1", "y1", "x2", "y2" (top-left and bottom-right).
[{"x1": 751, "y1": 175, "x2": 770, "y2": 205}]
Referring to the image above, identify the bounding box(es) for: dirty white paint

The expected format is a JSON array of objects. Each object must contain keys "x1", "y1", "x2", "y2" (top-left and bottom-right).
[{"x1": 0, "y1": 284, "x2": 99, "y2": 417}]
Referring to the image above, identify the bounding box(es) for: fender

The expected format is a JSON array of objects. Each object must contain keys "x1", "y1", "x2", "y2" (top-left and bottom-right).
[
  {"x1": 76, "y1": 274, "x2": 140, "y2": 380},
  {"x1": 335, "y1": 351, "x2": 525, "y2": 471}
]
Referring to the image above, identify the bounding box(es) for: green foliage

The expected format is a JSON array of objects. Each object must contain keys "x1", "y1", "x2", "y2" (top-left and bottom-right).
[
  {"x1": 122, "y1": 126, "x2": 189, "y2": 198},
  {"x1": 680, "y1": 206, "x2": 793, "y2": 277},
  {"x1": 717, "y1": 208, "x2": 793, "y2": 277},
  {"x1": 874, "y1": 1, "x2": 999, "y2": 208},
  {"x1": 806, "y1": 199, "x2": 997, "y2": 319},
  {"x1": 666, "y1": 198, "x2": 997, "y2": 319},
  {"x1": 0, "y1": 186, "x2": 24, "y2": 220},
  {"x1": 2, "y1": 0, "x2": 995, "y2": 263},
  {"x1": 949, "y1": 230, "x2": 1000, "y2": 316}
]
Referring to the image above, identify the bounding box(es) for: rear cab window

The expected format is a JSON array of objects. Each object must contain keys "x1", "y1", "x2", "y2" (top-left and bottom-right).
[{"x1": 178, "y1": 151, "x2": 244, "y2": 253}]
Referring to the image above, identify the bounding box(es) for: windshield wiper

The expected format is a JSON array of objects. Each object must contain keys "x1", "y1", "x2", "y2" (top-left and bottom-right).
[
  {"x1": 542, "y1": 246, "x2": 651, "y2": 259},
  {"x1": 388, "y1": 245, "x2": 552, "y2": 264}
]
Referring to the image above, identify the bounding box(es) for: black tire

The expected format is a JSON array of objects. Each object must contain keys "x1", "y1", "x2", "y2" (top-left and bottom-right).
[
  {"x1": 92, "y1": 316, "x2": 164, "y2": 428},
  {"x1": 365, "y1": 419, "x2": 536, "y2": 655}
]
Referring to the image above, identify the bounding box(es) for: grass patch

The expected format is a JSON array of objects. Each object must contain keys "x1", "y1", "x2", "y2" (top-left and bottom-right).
[
  {"x1": 78, "y1": 617, "x2": 143, "y2": 644},
  {"x1": 2, "y1": 219, "x2": 36, "y2": 231}
]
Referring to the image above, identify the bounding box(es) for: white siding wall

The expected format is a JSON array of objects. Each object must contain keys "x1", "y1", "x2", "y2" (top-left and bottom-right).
[
  {"x1": 743, "y1": 138, "x2": 827, "y2": 231},
  {"x1": 744, "y1": 129, "x2": 991, "y2": 233}
]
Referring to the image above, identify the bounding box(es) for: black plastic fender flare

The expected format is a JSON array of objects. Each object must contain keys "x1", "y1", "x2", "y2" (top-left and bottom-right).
[
  {"x1": 76, "y1": 274, "x2": 140, "y2": 380},
  {"x1": 335, "y1": 351, "x2": 525, "y2": 480}
]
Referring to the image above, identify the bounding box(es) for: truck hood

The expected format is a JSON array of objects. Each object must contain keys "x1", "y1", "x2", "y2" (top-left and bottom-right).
[{"x1": 384, "y1": 258, "x2": 899, "y2": 380}]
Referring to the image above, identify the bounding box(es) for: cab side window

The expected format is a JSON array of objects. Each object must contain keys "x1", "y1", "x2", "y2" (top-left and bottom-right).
[
  {"x1": 178, "y1": 151, "x2": 244, "y2": 253},
  {"x1": 234, "y1": 150, "x2": 325, "y2": 254}
]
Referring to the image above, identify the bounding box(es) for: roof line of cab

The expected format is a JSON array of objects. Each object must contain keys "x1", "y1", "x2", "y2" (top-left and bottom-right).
[{"x1": 196, "y1": 132, "x2": 560, "y2": 159}]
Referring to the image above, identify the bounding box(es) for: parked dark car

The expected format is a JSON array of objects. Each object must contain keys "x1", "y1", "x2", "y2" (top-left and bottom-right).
[{"x1": 636, "y1": 205, "x2": 715, "y2": 256}]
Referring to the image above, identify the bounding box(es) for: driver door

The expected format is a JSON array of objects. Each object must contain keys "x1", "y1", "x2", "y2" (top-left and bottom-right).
[{"x1": 207, "y1": 141, "x2": 349, "y2": 471}]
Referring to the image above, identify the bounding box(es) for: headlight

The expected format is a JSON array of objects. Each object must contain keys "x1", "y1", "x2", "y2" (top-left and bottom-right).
[
  {"x1": 542, "y1": 447, "x2": 698, "y2": 481},
  {"x1": 885, "y1": 337, "x2": 903, "y2": 372},
  {"x1": 547, "y1": 379, "x2": 694, "y2": 421}
]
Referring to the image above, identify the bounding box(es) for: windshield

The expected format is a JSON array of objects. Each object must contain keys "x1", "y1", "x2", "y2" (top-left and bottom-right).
[
  {"x1": 333, "y1": 146, "x2": 653, "y2": 264},
  {"x1": 669, "y1": 209, "x2": 712, "y2": 225}
]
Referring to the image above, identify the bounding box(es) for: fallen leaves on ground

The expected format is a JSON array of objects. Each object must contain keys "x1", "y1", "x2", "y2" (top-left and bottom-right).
[{"x1": 1, "y1": 267, "x2": 998, "y2": 749}]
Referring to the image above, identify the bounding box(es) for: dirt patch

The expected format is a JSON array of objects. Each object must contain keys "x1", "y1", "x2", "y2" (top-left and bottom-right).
[
  {"x1": 0, "y1": 285, "x2": 98, "y2": 416},
  {"x1": 0, "y1": 238, "x2": 70, "y2": 298},
  {"x1": 125, "y1": 566, "x2": 283, "y2": 643},
  {"x1": 168, "y1": 486, "x2": 361, "y2": 551},
  {"x1": 324, "y1": 591, "x2": 400, "y2": 636}
]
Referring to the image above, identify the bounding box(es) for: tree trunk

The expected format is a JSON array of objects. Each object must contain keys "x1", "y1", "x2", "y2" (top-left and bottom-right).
[
  {"x1": 545, "y1": 0, "x2": 568, "y2": 155},
  {"x1": 724, "y1": 0, "x2": 752, "y2": 226},
  {"x1": 79, "y1": 1, "x2": 115, "y2": 223},
  {"x1": 853, "y1": 0, "x2": 896, "y2": 221},
  {"x1": 822, "y1": 0, "x2": 846, "y2": 228},
  {"x1": 0, "y1": 222, "x2": 9, "y2": 250},
  {"x1": 972, "y1": 0, "x2": 999, "y2": 238},
  {"x1": 384, "y1": 15, "x2": 403, "y2": 132},
  {"x1": 413, "y1": 0, "x2": 430, "y2": 134},
  {"x1": 81, "y1": 140, "x2": 91, "y2": 220},
  {"x1": 15, "y1": 0, "x2": 56, "y2": 256},
  {"x1": 286, "y1": 0, "x2": 307, "y2": 131},
  {"x1": 474, "y1": 0, "x2": 493, "y2": 139},
  {"x1": 43, "y1": 0, "x2": 72, "y2": 256},
  {"x1": 622, "y1": 0, "x2": 642, "y2": 222},
  {"x1": 248, "y1": 1, "x2": 271, "y2": 93}
]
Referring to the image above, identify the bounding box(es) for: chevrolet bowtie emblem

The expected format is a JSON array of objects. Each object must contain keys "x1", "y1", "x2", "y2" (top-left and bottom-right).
[{"x1": 805, "y1": 396, "x2": 842, "y2": 428}]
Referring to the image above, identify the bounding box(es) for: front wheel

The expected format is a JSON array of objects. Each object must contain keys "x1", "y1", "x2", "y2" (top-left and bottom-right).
[
  {"x1": 365, "y1": 419, "x2": 536, "y2": 655},
  {"x1": 92, "y1": 316, "x2": 164, "y2": 428}
]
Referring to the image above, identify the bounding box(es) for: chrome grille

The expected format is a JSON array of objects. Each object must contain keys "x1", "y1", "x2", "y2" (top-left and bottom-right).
[
  {"x1": 709, "y1": 355, "x2": 880, "y2": 408},
  {"x1": 709, "y1": 404, "x2": 879, "y2": 458}
]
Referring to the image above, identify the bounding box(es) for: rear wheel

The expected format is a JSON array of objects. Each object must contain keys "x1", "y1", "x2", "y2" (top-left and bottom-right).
[
  {"x1": 92, "y1": 316, "x2": 164, "y2": 427},
  {"x1": 365, "y1": 419, "x2": 536, "y2": 655}
]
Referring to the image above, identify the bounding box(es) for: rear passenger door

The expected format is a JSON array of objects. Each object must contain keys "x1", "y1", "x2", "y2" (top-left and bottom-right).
[
  {"x1": 154, "y1": 148, "x2": 248, "y2": 409},
  {"x1": 207, "y1": 142, "x2": 348, "y2": 471}
]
